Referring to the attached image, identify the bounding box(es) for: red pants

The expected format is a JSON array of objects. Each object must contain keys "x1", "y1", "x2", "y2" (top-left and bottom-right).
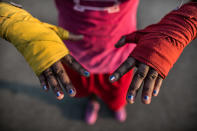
[{"x1": 64, "y1": 65, "x2": 133, "y2": 111}]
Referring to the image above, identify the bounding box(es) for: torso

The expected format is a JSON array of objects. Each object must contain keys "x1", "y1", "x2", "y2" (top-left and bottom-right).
[{"x1": 55, "y1": 0, "x2": 139, "y2": 73}]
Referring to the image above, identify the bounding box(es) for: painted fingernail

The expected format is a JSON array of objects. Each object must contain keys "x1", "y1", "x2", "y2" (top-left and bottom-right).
[
  {"x1": 128, "y1": 95, "x2": 134, "y2": 100},
  {"x1": 144, "y1": 96, "x2": 149, "y2": 100},
  {"x1": 69, "y1": 89, "x2": 74, "y2": 94},
  {"x1": 84, "y1": 71, "x2": 90, "y2": 77},
  {"x1": 110, "y1": 75, "x2": 116, "y2": 81},
  {"x1": 153, "y1": 90, "x2": 157, "y2": 94},
  {"x1": 43, "y1": 85, "x2": 47, "y2": 91},
  {"x1": 56, "y1": 91, "x2": 64, "y2": 100},
  {"x1": 56, "y1": 91, "x2": 61, "y2": 97}
]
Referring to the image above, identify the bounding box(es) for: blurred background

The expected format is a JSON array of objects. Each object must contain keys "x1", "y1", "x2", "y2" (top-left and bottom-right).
[{"x1": 0, "y1": 0, "x2": 197, "y2": 131}]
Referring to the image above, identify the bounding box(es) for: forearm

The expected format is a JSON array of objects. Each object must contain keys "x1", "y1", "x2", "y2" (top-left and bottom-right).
[
  {"x1": 0, "y1": 2, "x2": 69, "y2": 76},
  {"x1": 130, "y1": 2, "x2": 197, "y2": 78}
]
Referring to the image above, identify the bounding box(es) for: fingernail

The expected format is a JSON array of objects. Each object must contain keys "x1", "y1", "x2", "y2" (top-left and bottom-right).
[
  {"x1": 69, "y1": 89, "x2": 74, "y2": 94},
  {"x1": 84, "y1": 71, "x2": 90, "y2": 77},
  {"x1": 56, "y1": 91, "x2": 64, "y2": 100},
  {"x1": 144, "y1": 96, "x2": 149, "y2": 100},
  {"x1": 56, "y1": 91, "x2": 61, "y2": 97},
  {"x1": 128, "y1": 95, "x2": 134, "y2": 100},
  {"x1": 153, "y1": 90, "x2": 157, "y2": 94},
  {"x1": 110, "y1": 75, "x2": 116, "y2": 81},
  {"x1": 43, "y1": 85, "x2": 47, "y2": 91}
]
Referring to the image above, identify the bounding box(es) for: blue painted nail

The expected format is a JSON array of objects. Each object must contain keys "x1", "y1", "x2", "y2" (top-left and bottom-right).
[
  {"x1": 144, "y1": 96, "x2": 149, "y2": 100},
  {"x1": 69, "y1": 89, "x2": 74, "y2": 94},
  {"x1": 128, "y1": 95, "x2": 134, "y2": 100},
  {"x1": 84, "y1": 71, "x2": 90, "y2": 77},
  {"x1": 43, "y1": 85, "x2": 47, "y2": 90},
  {"x1": 56, "y1": 91, "x2": 61, "y2": 97},
  {"x1": 153, "y1": 90, "x2": 157, "y2": 94},
  {"x1": 110, "y1": 75, "x2": 116, "y2": 81}
]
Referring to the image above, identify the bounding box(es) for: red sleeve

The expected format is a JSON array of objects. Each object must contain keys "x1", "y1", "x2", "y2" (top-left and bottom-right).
[{"x1": 130, "y1": 2, "x2": 197, "y2": 78}]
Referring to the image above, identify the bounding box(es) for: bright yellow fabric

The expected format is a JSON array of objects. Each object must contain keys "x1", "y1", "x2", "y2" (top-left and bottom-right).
[{"x1": 0, "y1": 2, "x2": 70, "y2": 76}]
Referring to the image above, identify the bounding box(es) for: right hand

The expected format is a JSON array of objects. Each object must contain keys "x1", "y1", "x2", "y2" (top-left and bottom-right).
[
  {"x1": 38, "y1": 32, "x2": 90, "y2": 100},
  {"x1": 38, "y1": 54, "x2": 90, "y2": 100}
]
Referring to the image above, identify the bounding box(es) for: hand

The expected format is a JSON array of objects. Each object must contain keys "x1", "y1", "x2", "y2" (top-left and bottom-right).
[
  {"x1": 109, "y1": 36, "x2": 163, "y2": 104},
  {"x1": 38, "y1": 33, "x2": 90, "y2": 100},
  {"x1": 39, "y1": 54, "x2": 90, "y2": 100}
]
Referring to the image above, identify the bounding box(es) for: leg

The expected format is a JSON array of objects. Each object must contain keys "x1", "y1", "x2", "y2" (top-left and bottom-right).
[
  {"x1": 85, "y1": 94, "x2": 100, "y2": 125},
  {"x1": 63, "y1": 64, "x2": 100, "y2": 125},
  {"x1": 92, "y1": 69, "x2": 134, "y2": 122}
]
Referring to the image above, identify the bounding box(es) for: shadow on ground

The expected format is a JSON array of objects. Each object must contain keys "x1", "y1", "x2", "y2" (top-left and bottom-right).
[{"x1": 0, "y1": 80, "x2": 114, "y2": 121}]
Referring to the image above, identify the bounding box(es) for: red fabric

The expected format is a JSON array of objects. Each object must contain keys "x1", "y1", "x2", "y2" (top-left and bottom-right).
[
  {"x1": 64, "y1": 65, "x2": 133, "y2": 111},
  {"x1": 128, "y1": 2, "x2": 197, "y2": 78}
]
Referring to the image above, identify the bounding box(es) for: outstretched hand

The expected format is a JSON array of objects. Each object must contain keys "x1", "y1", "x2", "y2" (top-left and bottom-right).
[
  {"x1": 109, "y1": 35, "x2": 163, "y2": 104},
  {"x1": 38, "y1": 34, "x2": 90, "y2": 100}
]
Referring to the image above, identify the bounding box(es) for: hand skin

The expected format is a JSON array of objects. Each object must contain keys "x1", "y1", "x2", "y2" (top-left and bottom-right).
[
  {"x1": 38, "y1": 34, "x2": 90, "y2": 100},
  {"x1": 109, "y1": 36, "x2": 163, "y2": 105}
]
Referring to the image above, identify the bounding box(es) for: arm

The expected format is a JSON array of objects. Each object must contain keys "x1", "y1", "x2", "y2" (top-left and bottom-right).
[
  {"x1": 130, "y1": 2, "x2": 197, "y2": 78},
  {"x1": 110, "y1": 2, "x2": 197, "y2": 104},
  {"x1": 0, "y1": 2, "x2": 89, "y2": 99}
]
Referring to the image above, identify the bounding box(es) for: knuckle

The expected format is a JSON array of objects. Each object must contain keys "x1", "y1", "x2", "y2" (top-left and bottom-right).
[
  {"x1": 129, "y1": 86, "x2": 138, "y2": 93},
  {"x1": 65, "y1": 55, "x2": 74, "y2": 65},
  {"x1": 136, "y1": 71, "x2": 146, "y2": 79},
  {"x1": 39, "y1": 75, "x2": 45, "y2": 82},
  {"x1": 143, "y1": 86, "x2": 150, "y2": 92},
  {"x1": 127, "y1": 57, "x2": 135, "y2": 64},
  {"x1": 52, "y1": 84, "x2": 59, "y2": 88},
  {"x1": 50, "y1": 82, "x2": 59, "y2": 89},
  {"x1": 146, "y1": 71, "x2": 158, "y2": 80},
  {"x1": 123, "y1": 58, "x2": 134, "y2": 69},
  {"x1": 45, "y1": 70, "x2": 53, "y2": 78},
  {"x1": 55, "y1": 69, "x2": 64, "y2": 76},
  {"x1": 118, "y1": 68, "x2": 126, "y2": 76},
  {"x1": 146, "y1": 74, "x2": 157, "y2": 80}
]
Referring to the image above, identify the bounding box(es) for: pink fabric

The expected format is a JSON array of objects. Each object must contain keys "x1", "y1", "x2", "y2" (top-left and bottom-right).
[{"x1": 55, "y1": 0, "x2": 138, "y2": 73}]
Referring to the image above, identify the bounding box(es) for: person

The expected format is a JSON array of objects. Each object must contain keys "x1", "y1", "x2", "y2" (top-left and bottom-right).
[{"x1": 0, "y1": 0, "x2": 196, "y2": 125}]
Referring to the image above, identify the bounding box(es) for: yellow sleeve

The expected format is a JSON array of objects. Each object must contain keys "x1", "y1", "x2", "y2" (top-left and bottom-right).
[{"x1": 0, "y1": 2, "x2": 70, "y2": 76}]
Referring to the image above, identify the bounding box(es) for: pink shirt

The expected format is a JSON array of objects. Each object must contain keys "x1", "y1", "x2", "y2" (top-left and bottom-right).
[{"x1": 55, "y1": 0, "x2": 139, "y2": 73}]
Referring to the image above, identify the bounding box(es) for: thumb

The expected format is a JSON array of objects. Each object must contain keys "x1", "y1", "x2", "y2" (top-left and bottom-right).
[
  {"x1": 42, "y1": 22, "x2": 83, "y2": 41},
  {"x1": 115, "y1": 36, "x2": 127, "y2": 48},
  {"x1": 67, "y1": 32, "x2": 84, "y2": 41},
  {"x1": 125, "y1": 31, "x2": 144, "y2": 43},
  {"x1": 115, "y1": 31, "x2": 143, "y2": 48}
]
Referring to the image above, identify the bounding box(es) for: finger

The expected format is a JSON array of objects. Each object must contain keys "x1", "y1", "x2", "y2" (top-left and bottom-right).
[
  {"x1": 62, "y1": 54, "x2": 90, "y2": 77},
  {"x1": 42, "y1": 23, "x2": 83, "y2": 41},
  {"x1": 51, "y1": 61, "x2": 76, "y2": 97},
  {"x1": 141, "y1": 69, "x2": 158, "y2": 104},
  {"x1": 67, "y1": 32, "x2": 84, "y2": 41},
  {"x1": 38, "y1": 73, "x2": 49, "y2": 92},
  {"x1": 43, "y1": 67, "x2": 64, "y2": 100},
  {"x1": 127, "y1": 64, "x2": 150, "y2": 104},
  {"x1": 115, "y1": 36, "x2": 127, "y2": 48},
  {"x1": 109, "y1": 57, "x2": 136, "y2": 82},
  {"x1": 152, "y1": 76, "x2": 163, "y2": 97}
]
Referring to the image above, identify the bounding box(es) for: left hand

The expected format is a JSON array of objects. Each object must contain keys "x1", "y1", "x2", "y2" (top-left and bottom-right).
[{"x1": 109, "y1": 36, "x2": 163, "y2": 104}]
